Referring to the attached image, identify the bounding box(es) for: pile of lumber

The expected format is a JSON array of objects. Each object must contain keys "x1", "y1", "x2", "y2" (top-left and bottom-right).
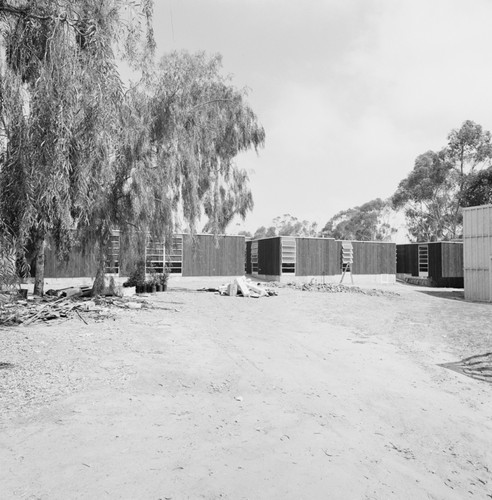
[
  {"x1": 218, "y1": 277, "x2": 278, "y2": 298},
  {"x1": 0, "y1": 294, "x2": 152, "y2": 327},
  {"x1": 45, "y1": 286, "x2": 92, "y2": 298},
  {"x1": 1, "y1": 297, "x2": 78, "y2": 326}
]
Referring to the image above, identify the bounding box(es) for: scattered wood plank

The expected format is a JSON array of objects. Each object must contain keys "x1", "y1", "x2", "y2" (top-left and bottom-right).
[
  {"x1": 247, "y1": 282, "x2": 268, "y2": 297},
  {"x1": 235, "y1": 277, "x2": 250, "y2": 297}
]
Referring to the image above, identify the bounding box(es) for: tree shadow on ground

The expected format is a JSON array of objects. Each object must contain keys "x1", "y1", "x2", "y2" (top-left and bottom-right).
[
  {"x1": 169, "y1": 287, "x2": 213, "y2": 294},
  {"x1": 417, "y1": 290, "x2": 465, "y2": 301},
  {"x1": 439, "y1": 352, "x2": 492, "y2": 384}
]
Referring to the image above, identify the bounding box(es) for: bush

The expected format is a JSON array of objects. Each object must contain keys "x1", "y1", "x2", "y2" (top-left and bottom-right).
[{"x1": 123, "y1": 260, "x2": 146, "y2": 287}]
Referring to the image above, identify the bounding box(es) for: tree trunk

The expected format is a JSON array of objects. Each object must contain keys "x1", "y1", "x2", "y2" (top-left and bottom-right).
[
  {"x1": 92, "y1": 266, "x2": 105, "y2": 296},
  {"x1": 92, "y1": 235, "x2": 108, "y2": 296},
  {"x1": 33, "y1": 235, "x2": 46, "y2": 296}
]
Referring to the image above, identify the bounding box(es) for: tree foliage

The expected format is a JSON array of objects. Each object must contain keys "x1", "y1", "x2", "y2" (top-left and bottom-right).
[
  {"x1": 0, "y1": 6, "x2": 265, "y2": 293},
  {"x1": 149, "y1": 51, "x2": 264, "y2": 236},
  {"x1": 0, "y1": 0, "x2": 155, "y2": 294},
  {"x1": 237, "y1": 230, "x2": 252, "y2": 238},
  {"x1": 252, "y1": 214, "x2": 317, "y2": 239},
  {"x1": 461, "y1": 167, "x2": 492, "y2": 207},
  {"x1": 83, "y1": 50, "x2": 264, "y2": 292},
  {"x1": 446, "y1": 120, "x2": 492, "y2": 178},
  {"x1": 253, "y1": 226, "x2": 274, "y2": 239},
  {"x1": 392, "y1": 151, "x2": 458, "y2": 241},
  {"x1": 392, "y1": 120, "x2": 492, "y2": 242},
  {"x1": 321, "y1": 198, "x2": 393, "y2": 241}
]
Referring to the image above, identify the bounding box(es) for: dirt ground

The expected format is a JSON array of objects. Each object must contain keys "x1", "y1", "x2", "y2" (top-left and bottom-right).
[{"x1": 1, "y1": 279, "x2": 491, "y2": 500}]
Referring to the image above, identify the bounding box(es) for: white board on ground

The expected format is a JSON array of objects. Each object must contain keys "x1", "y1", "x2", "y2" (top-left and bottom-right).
[
  {"x1": 247, "y1": 282, "x2": 268, "y2": 297},
  {"x1": 235, "y1": 277, "x2": 250, "y2": 297}
]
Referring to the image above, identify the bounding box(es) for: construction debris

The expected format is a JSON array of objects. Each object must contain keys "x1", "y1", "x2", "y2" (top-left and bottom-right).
[
  {"x1": 199, "y1": 277, "x2": 278, "y2": 298},
  {"x1": 45, "y1": 284, "x2": 131, "y2": 298},
  {"x1": 0, "y1": 294, "x2": 154, "y2": 327},
  {"x1": 45, "y1": 286, "x2": 93, "y2": 298},
  {"x1": 201, "y1": 277, "x2": 398, "y2": 298},
  {"x1": 234, "y1": 277, "x2": 251, "y2": 297},
  {"x1": 275, "y1": 281, "x2": 399, "y2": 297}
]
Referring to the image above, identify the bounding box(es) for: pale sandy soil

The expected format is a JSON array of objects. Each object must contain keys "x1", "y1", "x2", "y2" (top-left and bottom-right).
[{"x1": 1, "y1": 279, "x2": 491, "y2": 500}]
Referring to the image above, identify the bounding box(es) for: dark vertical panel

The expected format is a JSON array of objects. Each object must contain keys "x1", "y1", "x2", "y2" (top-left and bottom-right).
[
  {"x1": 257, "y1": 238, "x2": 265, "y2": 274},
  {"x1": 427, "y1": 242, "x2": 441, "y2": 280},
  {"x1": 409, "y1": 244, "x2": 419, "y2": 276},
  {"x1": 296, "y1": 238, "x2": 337, "y2": 276},
  {"x1": 257, "y1": 237, "x2": 281, "y2": 275},
  {"x1": 396, "y1": 245, "x2": 407, "y2": 273},
  {"x1": 245, "y1": 240, "x2": 252, "y2": 274},
  {"x1": 182, "y1": 235, "x2": 245, "y2": 276},
  {"x1": 397, "y1": 244, "x2": 419, "y2": 276}
]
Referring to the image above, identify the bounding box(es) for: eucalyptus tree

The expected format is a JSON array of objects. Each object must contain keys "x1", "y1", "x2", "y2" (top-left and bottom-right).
[
  {"x1": 83, "y1": 51, "x2": 265, "y2": 293},
  {"x1": 444, "y1": 120, "x2": 492, "y2": 233},
  {"x1": 391, "y1": 121, "x2": 492, "y2": 242},
  {"x1": 149, "y1": 51, "x2": 264, "y2": 235},
  {"x1": 201, "y1": 167, "x2": 253, "y2": 234},
  {"x1": 321, "y1": 199, "x2": 392, "y2": 241},
  {"x1": 446, "y1": 120, "x2": 492, "y2": 181},
  {"x1": 392, "y1": 150, "x2": 458, "y2": 241},
  {"x1": 0, "y1": 0, "x2": 154, "y2": 294},
  {"x1": 81, "y1": 84, "x2": 168, "y2": 294},
  {"x1": 461, "y1": 167, "x2": 492, "y2": 208}
]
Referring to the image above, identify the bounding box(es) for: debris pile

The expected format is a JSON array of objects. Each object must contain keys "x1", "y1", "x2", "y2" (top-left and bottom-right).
[
  {"x1": 199, "y1": 277, "x2": 278, "y2": 298},
  {"x1": 0, "y1": 294, "x2": 153, "y2": 327},
  {"x1": 45, "y1": 286, "x2": 92, "y2": 298},
  {"x1": 276, "y1": 281, "x2": 399, "y2": 297}
]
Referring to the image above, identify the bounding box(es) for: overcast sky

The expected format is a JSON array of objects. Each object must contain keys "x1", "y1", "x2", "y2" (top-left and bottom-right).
[{"x1": 151, "y1": 0, "x2": 492, "y2": 233}]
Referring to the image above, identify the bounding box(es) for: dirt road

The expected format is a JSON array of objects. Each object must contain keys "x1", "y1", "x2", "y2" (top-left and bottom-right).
[{"x1": 1, "y1": 281, "x2": 491, "y2": 499}]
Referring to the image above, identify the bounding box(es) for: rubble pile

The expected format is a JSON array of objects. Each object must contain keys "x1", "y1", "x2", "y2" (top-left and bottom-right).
[
  {"x1": 0, "y1": 292, "x2": 153, "y2": 327},
  {"x1": 278, "y1": 281, "x2": 399, "y2": 297}
]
